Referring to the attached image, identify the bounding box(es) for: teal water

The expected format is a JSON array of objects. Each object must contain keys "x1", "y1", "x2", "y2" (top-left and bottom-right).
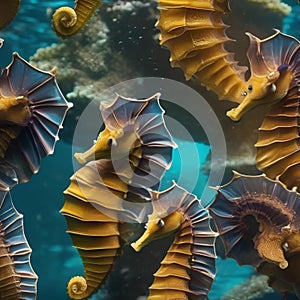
[{"x1": 1, "y1": 1, "x2": 299, "y2": 299}]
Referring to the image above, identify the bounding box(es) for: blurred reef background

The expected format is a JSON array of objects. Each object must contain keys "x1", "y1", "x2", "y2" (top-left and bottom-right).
[{"x1": 0, "y1": 0, "x2": 299, "y2": 299}]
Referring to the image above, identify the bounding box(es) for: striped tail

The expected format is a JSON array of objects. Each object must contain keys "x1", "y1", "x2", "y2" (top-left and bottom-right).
[
  {"x1": 52, "y1": 0, "x2": 102, "y2": 37},
  {"x1": 62, "y1": 159, "x2": 143, "y2": 299},
  {"x1": 0, "y1": 190, "x2": 37, "y2": 299},
  {"x1": 61, "y1": 193, "x2": 123, "y2": 299}
]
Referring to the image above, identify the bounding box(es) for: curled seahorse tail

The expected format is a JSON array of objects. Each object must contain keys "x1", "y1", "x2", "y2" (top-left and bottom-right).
[
  {"x1": 156, "y1": 0, "x2": 248, "y2": 102},
  {"x1": 62, "y1": 190, "x2": 123, "y2": 299},
  {"x1": 52, "y1": 0, "x2": 102, "y2": 37}
]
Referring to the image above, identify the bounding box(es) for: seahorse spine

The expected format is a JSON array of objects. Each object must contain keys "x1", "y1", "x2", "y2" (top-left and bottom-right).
[
  {"x1": 156, "y1": 0, "x2": 248, "y2": 102},
  {"x1": 52, "y1": 0, "x2": 102, "y2": 37},
  {"x1": 0, "y1": 190, "x2": 37, "y2": 299},
  {"x1": 254, "y1": 37, "x2": 300, "y2": 189}
]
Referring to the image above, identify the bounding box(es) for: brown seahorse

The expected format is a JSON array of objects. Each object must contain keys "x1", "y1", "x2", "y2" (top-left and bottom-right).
[
  {"x1": 0, "y1": 51, "x2": 72, "y2": 187},
  {"x1": 0, "y1": 186, "x2": 38, "y2": 299},
  {"x1": 156, "y1": 0, "x2": 300, "y2": 189},
  {"x1": 209, "y1": 172, "x2": 300, "y2": 297},
  {"x1": 0, "y1": 0, "x2": 20, "y2": 29},
  {"x1": 131, "y1": 183, "x2": 217, "y2": 300},
  {"x1": 52, "y1": 0, "x2": 102, "y2": 37},
  {"x1": 62, "y1": 93, "x2": 177, "y2": 299}
]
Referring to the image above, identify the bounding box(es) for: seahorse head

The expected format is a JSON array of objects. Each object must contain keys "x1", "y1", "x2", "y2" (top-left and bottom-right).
[
  {"x1": 131, "y1": 211, "x2": 184, "y2": 252},
  {"x1": 74, "y1": 127, "x2": 126, "y2": 164},
  {"x1": 0, "y1": 95, "x2": 31, "y2": 126},
  {"x1": 227, "y1": 30, "x2": 297, "y2": 121},
  {"x1": 227, "y1": 66, "x2": 293, "y2": 121}
]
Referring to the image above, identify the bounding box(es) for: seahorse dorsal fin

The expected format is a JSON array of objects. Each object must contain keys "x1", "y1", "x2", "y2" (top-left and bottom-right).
[{"x1": 246, "y1": 30, "x2": 300, "y2": 77}]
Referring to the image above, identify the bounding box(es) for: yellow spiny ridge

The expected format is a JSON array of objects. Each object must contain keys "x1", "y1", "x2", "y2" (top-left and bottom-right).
[
  {"x1": 0, "y1": 233, "x2": 22, "y2": 299},
  {"x1": 52, "y1": 0, "x2": 102, "y2": 37},
  {"x1": 256, "y1": 91, "x2": 300, "y2": 190},
  {"x1": 148, "y1": 220, "x2": 193, "y2": 300},
  {"x1": 156, "y1": 0, "x2": 248, "y2": 102}
]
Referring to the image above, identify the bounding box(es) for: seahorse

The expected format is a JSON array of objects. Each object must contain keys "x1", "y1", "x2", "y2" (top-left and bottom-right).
[
  {"x1": 0, "y1": 0, "x2": 20, "y2": 29},
  {"x1": 156, "y1": 1, "x2": 300, "y2": 190},
  {"x1": 0, "y1": 52, "x2": 72, "y2": 187},
  {"x1": 62, "y1": 93, "x2": 177, "y2": 299},
  {"x1": 209, "y1": 172, "x2": 300, "y2": 297},
  {"x1": 131, "y1": 183, "x2": 217, "y2": 300},
  {"x1": 0, "y1": 185, "x2": 37, "y2": 299},
  {"x1": 52, "y1": 0, "x2": 102, "y2": 37}
]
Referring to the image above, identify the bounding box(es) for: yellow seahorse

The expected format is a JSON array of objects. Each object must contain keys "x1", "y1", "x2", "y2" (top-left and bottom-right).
[
  {"x1": 156, "y1": 1, "x2": 300, "y2": 190},
  {"x1": 209, "y1": 172, "x2": 300, "y2": 297},
  {"x1": 132, "y1": 183, "x2": 217, "y2": 300},
  {"x1": 52, "y1": 0, "x2": 102, "y2": 37},
  {"x1": 62, "y1": 93, "x2": 177, "y2": 299}
]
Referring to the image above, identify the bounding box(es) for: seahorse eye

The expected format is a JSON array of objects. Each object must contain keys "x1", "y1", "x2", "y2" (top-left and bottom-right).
[
  {"x1": 248, "y1": 85, "x2": 253, "y2": 91},
  {"x1": 156, "y1": 219, "x2": 165, "y2": 228},
  {"x1": 270, "y1": 83, "x2": 277, "y2": 93},
  {"x1": 282, "y1": 242, "x2": 289, "y2": 251},
  {"x1": 107, "y1": 138, "x2": 116, "y2": 147}
]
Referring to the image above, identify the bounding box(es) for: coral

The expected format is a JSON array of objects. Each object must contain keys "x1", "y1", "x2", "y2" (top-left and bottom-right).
[
  {"x1": 30, "y1": 18, "x2": 110, "y2": 87},
  {"x1": 247, "y1": 0, "x2": 291, "y2": 15},
  {"x1": 221, "y1": 275, "x2": 274, "y2": 300}
]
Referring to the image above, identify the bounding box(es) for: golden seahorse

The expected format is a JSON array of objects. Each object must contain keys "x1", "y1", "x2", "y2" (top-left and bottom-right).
[
  {"x1": 0, "y1": 50, "x2": 72, "y2": 186},
  {"x1": 156, "y1": 1, "x2": 300, "y2": 189},
  {"x1": 209, "y1": 172, "x2": 300, "y2": 297},
  {"x1": 62, "y1": 93, "x2": 177, "y2": 299},
  {"x1": 0, "y1": 0, "x2": 20, "y2": 29},
  {"x1": 0, "y1": 185, "x2": 38, "y2": 299},
  {"x1": 131, "y1": 183, "x2": 217, "y2": 300},
  {"x1": 52, "y1": 0, "x2": 102, "y2": 37}
]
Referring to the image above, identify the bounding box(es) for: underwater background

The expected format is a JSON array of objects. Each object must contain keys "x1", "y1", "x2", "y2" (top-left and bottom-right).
[{"x1": 0, "y1": 0, "x2": 300, "y2": 299}]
